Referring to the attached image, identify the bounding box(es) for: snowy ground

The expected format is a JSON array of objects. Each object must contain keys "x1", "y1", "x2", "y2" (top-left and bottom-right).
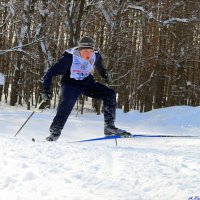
[{"x1": 0, "y1": 102, "x2": 200, "y2": 200}]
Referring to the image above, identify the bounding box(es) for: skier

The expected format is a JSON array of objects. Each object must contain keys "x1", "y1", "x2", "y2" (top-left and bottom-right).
[{"x1": 42, "y1": 36, "x2": 131, "y2": 141}]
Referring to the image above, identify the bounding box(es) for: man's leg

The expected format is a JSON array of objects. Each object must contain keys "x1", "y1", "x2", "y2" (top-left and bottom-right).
[
  {"x1": 84, "y1": 82, "x2": 131, "y2": 136},
  {"x1": 47, "y1": 84, "x2": 82, "y2": 141},
  {"x1": 83, "y1": 82, "x2": 116, "y2": 126}
]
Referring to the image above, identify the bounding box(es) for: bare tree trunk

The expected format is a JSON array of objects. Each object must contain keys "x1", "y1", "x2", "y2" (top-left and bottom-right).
[
  {"x1": 10, "y1": 0, "x2": 31, "y2": 106},
  {"x1": 66, "y1": 0, "x2": 86, "y2": 47}
]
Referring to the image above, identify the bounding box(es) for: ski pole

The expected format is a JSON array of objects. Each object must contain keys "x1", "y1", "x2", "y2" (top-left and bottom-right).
[
  {"x1": 114, "y1": 138, "x2": 118, "y2": 146},
  {"x1": 14, "y1": 100, "x2": 45, "y2": 137}
]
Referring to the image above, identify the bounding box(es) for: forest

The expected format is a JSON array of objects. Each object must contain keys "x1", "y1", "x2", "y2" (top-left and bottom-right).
[{"x1": 0, "y1": 0, "x2": 200, "y2": 113}]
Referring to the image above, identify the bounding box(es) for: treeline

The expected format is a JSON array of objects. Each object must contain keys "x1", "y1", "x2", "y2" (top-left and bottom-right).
[{"x1": 0, "y1": 0, "x2": 200, "y2": 112}]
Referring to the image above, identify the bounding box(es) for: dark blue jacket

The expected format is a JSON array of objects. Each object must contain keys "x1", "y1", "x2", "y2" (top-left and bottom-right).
[{"x1": 43, "y1": 51, "x2": 107, "y2": 89}]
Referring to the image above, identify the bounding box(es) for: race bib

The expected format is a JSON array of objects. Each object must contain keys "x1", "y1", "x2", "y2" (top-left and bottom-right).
[{"x1": 66, "y1": 48, "x2": 96, "y2": 80}]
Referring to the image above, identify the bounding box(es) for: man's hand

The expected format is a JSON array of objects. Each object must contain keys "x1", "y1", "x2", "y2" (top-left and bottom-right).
[{"x1": 42, "y1": 88, "x2": 52, "y2": 101}]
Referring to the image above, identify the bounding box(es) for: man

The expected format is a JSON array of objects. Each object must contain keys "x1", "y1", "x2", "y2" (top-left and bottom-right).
[{"x1": 42, "y1": 36, "x2": 131, "y2": 141}]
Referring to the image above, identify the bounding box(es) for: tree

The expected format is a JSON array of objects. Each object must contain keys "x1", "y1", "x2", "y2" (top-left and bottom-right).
[{"x1": 0, "y1": 0, "x2": 200, "y2": 113}]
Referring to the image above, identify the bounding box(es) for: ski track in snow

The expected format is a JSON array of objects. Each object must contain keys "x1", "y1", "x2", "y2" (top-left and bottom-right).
[{"x1": 0, "y1": 105, "x2": 200, "y2": 200}]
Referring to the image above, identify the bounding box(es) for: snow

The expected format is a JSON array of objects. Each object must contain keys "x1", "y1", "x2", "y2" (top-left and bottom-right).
[
  {"x1": 163, "y1": 18, "x2": 190, "y2": 25},
  {"x1": 127, "y1": 5, "x2": 154, "y2": 20},
  {"x1": 0, "y1": 102, "x2": 200, "y2": 200},
  {"x1": 97, "y1": 2, "x2": 114, "y2": 28},
  {"x1": 0, "y1": 73, "x2": 5, "y2": 85},
  {"x1": 9, "y1": 4, "x2": 15, "y2": 16}
]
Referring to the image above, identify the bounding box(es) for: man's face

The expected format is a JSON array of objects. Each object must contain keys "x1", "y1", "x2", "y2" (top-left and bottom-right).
[{"x1": 79, "y1": 49, "x2": 94, "y2": 60}]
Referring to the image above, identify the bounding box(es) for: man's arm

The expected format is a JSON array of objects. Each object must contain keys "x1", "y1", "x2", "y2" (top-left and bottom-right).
[
  {"x1": 95, "y1": 52, "x2": 111, "y2": 84},
  {"x1": 43, "y1": 53, "x2": 72, "y2": 89},
  {"x1": 94, "y1": 52, "x2": 107, "y2": 77}
]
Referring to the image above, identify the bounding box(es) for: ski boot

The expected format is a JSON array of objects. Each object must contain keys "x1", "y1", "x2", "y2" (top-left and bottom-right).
[
  {"x1": 104, "y1": 125, "x2": 132, "y2": 138},
  {"x1": 46, "y1": 133, "x2": 60, "y2": 141}
]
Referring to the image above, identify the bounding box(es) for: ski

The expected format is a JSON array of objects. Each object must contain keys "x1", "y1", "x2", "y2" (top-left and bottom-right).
[
  {"x1": 32, "y1": 134, "x2": 198, "y2": 143},
  {"x1": 72, "y1": 134, "x2": 198, "y2": 143}
]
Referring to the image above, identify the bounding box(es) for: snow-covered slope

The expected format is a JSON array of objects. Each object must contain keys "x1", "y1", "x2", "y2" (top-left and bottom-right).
[{"x1": 0, "y1": 104, "x2": 200, "y2": 200}]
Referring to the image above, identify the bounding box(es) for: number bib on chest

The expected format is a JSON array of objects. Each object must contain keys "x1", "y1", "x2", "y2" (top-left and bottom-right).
[{"x1": 66, "y1": 48, "x2": 96, "y2": 80}]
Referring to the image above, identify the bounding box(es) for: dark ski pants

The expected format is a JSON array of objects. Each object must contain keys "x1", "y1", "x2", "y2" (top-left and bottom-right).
[{"x1": 50, "y1": 79, "x2": 116, "y2": 135}]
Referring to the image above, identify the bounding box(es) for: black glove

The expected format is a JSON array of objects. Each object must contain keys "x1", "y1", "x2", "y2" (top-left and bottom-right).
[
  {"x1": 104, "y1": 72, "x2": 112, "y2": 85},
  {"x1": 42, "y1": 87, "x2": 52, "y2": 101}
]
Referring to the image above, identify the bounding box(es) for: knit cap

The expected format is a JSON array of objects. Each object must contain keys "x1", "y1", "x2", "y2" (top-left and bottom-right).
[{"x1": 78, "y1": 36, "x2": 95, "y2": 49}]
